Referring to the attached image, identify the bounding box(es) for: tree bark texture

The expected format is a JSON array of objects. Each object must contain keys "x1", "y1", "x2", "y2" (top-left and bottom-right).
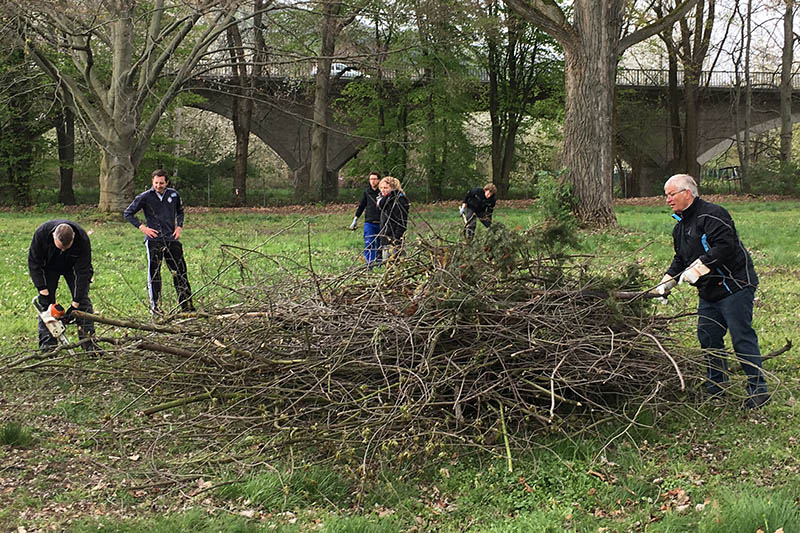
[
  {"x1": 56, "y1": 106, "x2": 76, "y2": 205},
  {"x1": 309, "y1": 0, "x2": 342, "y2": 202},
  {"x1": 779, "y1": 0, "x2": 794, "y2": 163}
]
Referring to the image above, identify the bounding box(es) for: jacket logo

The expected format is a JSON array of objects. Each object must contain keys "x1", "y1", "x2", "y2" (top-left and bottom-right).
[{"x1": 167, "y1": 197, "x2": 172, "y2": 203}]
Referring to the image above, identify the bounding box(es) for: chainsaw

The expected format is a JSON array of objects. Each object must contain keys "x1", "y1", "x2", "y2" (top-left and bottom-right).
[{"x1": 32, "y1": 297, "x2": 75, "y2": 354}]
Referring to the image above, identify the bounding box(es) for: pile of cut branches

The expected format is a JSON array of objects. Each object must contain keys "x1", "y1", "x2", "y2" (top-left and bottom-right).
[{"x1": 8, "y1": 224, "x2": 706, "y2": 467}]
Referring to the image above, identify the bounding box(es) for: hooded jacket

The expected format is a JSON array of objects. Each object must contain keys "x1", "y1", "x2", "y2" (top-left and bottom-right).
[
  {"x1": 28, "y1": 220, "x2": 93, "y2": 300},
  {"x1": 667, "y1": 197, "x2": 758, "y2": 302}
]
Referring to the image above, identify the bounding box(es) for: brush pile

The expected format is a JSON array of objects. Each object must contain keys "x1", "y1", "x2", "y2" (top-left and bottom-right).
[{"x1": 10, "y1": 224, "x2": 706, "y2": 463}]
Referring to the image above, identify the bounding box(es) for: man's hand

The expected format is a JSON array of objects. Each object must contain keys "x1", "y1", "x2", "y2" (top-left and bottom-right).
[
  {"x1": 649, "y1": 274, "x2": 676, "y2": 304},
  {"x1": 173, "y1": 226, "x2": 182, "y2": 239},
  {"x1": 37, "y1": 292, "x2": 51, "y2": 309},
  {"x1": 650, "y1": 273, "x2": 677, "y2": 296},
  {"x1": 63, "y1": 305, "x2": 77, "y2": 324},
  {"x1": 348, "y1": 217, "x2": 358, "y2": 231},
  {"x1": 459, "y1": 205, "x2": 465, "y2": 216},
  {"x1": 679, "y1": 259, "x2": 711, "y2": 285},
  {"x1": 139, "y1": 224, "x2": 159, "y2": 239}
]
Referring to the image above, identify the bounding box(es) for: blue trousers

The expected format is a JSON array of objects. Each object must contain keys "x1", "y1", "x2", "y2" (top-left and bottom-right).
[
  {"x1": 697, "y1": 287, "x2": 767, "y2": 397},
  {"x1": 363, "y1": 222, "x2": 381, "y2": 266}
]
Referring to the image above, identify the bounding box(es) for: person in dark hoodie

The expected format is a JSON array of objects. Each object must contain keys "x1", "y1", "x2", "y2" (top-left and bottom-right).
[
  {"x1": 124, "y1": 169, "x2": 194, "y2": 314},
  {"x1": 652, "y1": 173, "x2": 768, "y2": 409},
  {"x1": 376, "y1": 176, "x2": 410, "y2": 263},
  {"x1": 460, "y1": 183, "x2": 497, "y2": 239},
  {"x1": 28, "y1": 219, "x2": 100, "y2": 352},
  {"x1": 349, "y1": 171, "x2": 382, "y2": 267}
]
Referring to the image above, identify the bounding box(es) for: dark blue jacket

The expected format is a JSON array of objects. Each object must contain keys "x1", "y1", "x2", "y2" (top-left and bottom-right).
[
  {"x1": 354, "y1": 185, "x2": 381, "y2": 224},
  {"x1": 124, "y1": 187, "x2": 185, "y2": 241},
  {"x1": 28, "y1": 219, "x2": 93, "y2": 300},
  {"x1": 667, "y1": 197, "x2": 758, "y2": 302},
  {"x1": 463, "y1": 187, "x2": 496, "y2": 217}
]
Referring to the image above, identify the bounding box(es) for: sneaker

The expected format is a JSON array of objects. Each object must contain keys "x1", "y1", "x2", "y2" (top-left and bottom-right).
[{"x1": 743, "y1": 393, "x2": 770, "y2": 410}]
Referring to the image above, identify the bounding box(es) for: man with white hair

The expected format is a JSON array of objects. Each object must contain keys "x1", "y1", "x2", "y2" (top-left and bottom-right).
[{"x1": 654, "y1": 174, "x2": 768, "y2": 409}]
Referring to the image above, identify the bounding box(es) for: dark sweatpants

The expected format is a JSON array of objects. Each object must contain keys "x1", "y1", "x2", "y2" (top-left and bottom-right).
[{"x1": 146, "y1": 239, "x2": 193, "y2": 312}]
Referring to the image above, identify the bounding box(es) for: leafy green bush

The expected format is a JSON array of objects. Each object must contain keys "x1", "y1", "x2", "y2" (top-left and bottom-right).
[{"x1": 748, "y1": 161, "x2": 800, "y2": 196}]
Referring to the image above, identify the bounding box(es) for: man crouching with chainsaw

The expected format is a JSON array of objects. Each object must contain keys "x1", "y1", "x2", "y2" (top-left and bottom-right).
[{"x1": 28, "y1": 220, "x2": 101, "y2": 353}]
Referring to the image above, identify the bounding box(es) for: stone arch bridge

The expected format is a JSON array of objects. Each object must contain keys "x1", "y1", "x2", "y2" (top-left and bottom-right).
[{"x1": 185, "y1": 69, "x2": 800, "y2": 195}]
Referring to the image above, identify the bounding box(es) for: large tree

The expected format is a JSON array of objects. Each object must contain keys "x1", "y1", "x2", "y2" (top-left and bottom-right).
[
  {"x1": 503, "y1": 0, "x2": 700, "y2": 225},
  {"x1": 5, "y1": 0, "x2": 239, "y2": 212},
  {"x1": 308, "y1": 0, "x2": 359, "y2": 202},
  {"x1": 227, "y1": 0, "x2": 271, "y2": 206}
]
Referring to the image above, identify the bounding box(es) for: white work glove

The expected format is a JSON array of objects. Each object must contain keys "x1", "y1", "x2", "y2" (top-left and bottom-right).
[
  {"x1": 651, "y1": 273, "x2": 677, "y2": 304},
  {"x1": 678, "y1": 258, "x2": 711, "y2": 285},
  {"x1": 459, "y1": 205, "x2": 465, "y2": 216},
  {"x1": 348, "y1": 216, "x2": 358, "y2": 231}
]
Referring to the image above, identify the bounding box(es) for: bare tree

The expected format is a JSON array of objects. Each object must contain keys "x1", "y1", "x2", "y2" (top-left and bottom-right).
[
  {"x1": 4, "y1": 0, "x2": 240, "y2": 212},
  {"x1": 308, "y1": 0, "x2": 359, "y2": 202},
  {"x1": 779, "y1": 0, "x2": 795, "y2": 163},
  {"x1": 503, "y1": 0, "x2": 700, "y2": 226},
  {"x1": 227, "y1": 0, "x2": 271, "y2": 206},
  {"x1": 485, "y1": 2, "x2": 560, "y2": 198}
]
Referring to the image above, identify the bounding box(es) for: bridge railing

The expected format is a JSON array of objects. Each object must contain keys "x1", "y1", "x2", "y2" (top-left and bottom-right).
[
  {"x1": 193, "y1": 63, "x2": 798, "y2": 90},
  {"x1": 616, "y1": 68, "x2": 800, "y2": 89}
]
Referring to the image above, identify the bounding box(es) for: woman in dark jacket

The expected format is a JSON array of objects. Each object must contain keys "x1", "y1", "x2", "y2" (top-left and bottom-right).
[{"x1": 376, "y1": 176, "x2": 410, "y2": 262}]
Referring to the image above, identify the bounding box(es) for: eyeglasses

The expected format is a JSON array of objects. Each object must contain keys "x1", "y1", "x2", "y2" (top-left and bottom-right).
[{"x1": 665, "y1": 189, "x2": 686, "y2": 199}]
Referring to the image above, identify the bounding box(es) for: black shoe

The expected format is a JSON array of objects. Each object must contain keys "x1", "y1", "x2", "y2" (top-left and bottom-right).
[
  {"x1": 83, "y1": 339, "x2": 104, "y2": 356},
  {"x1": 743, "y1": 393, "x2": 770, "y2": 410}
]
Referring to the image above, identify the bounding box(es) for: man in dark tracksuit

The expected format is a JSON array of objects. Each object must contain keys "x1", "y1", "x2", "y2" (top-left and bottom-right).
[
  {"x1": 460, "y1": 183, "x2": 497, "y2": 239},
  {"x1": 124, "y1": 169, "x2": 194, "y2": 314},
  {"x1": 655, "y1": 174, "x2": 768, "y2": 409},
  {"x1": 348, "y1": 171, "x2": 382, "y2": 267},
  {"x1": 28, "y1": 220, "x2": 99, "y2": 351}
]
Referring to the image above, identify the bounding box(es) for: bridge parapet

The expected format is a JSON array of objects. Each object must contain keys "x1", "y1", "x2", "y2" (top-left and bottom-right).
[{"x1": 617, "y1": 68, "x2": 800, "y2": 90}]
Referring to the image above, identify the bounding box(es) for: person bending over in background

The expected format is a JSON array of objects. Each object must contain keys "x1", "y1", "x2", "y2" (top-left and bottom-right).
[
  {"x1": 460, "y1": 183, "x2": 496, "y2": 239},
  {"x1": 124, "y1": 169, "x2": 195, "y2": 315},
  {"x1": 349, "y1": 171, "x2": 382, "y2": 268},
  {"x1": 376, "y1": 176, "x2": 410, "y2": 264}
]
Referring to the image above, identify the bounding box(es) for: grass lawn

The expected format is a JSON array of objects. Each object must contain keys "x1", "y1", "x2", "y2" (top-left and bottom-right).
[{"x1": 1, "y1": 197, "x2": 799, "y2": 532}]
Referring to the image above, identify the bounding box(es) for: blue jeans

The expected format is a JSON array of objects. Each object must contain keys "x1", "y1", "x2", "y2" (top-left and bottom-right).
[
  {"x1": 697, "y1": 287, "x2": 767, "y2": 397},
  {"x1": 363, "y1": 222, "x2": 381, "y2": 266}
]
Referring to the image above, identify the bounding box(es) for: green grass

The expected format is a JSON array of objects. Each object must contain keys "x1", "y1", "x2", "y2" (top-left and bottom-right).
[
  {"x1": 1, "y1": 198, "x2": 799, "y2": 532},
  {"x1": 0, "y1": 421, "x2": 34, "y2": 447}
]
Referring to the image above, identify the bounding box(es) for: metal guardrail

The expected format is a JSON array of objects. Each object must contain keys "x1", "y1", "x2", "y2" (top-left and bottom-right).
[
  {"x1": 196, "y1": 65, "x2": 799, "y2": 90},
  {"x1": 615, "y1": 68, "x2": 800, "y2": 89}
]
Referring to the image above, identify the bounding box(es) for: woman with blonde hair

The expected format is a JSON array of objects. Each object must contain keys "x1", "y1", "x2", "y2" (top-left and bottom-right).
[{"x1": 376, "y1": 176, "x2": 410, "y2": 262}]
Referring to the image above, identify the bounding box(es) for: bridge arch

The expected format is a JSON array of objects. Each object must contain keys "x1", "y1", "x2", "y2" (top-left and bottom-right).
[{"x1": 183, "y1": 78, "x2": 365, "y2": 187}]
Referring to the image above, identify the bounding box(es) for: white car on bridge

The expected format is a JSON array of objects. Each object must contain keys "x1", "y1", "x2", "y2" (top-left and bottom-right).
[{"x1": 311, "y1": 62, "x2": 365, "y2": 79}]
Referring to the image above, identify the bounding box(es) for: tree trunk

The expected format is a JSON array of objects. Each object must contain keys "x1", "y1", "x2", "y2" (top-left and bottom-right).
[
  {"x1": 742, "y1": 0, "x2": 752, "y2": 192},
  {"x1": 683, "y1": 74, "x2": 699, "y2": 177},
  {"x1": 779, "y1": 0, "x2": 794, "y2": 163},
  {"x1": 309, "y1": 0, "x2": 340, "y2": 203},
  {"x1": 56, "y1": 106, "x2": 76, "y2": 205},
  {"x1": 561, "y1": 46, "x2": 617, "y2": 225},
  {"x1": 98, "y1": 149, "x2": 136, "y2": 212}
]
